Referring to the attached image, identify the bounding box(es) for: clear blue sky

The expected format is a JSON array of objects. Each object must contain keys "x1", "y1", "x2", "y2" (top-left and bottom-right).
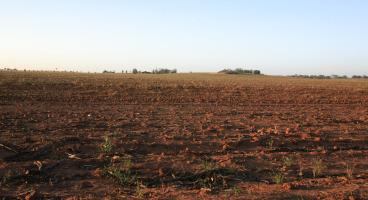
[{"x1": 1, "y1": 0, "x2": 368, "y2": 75}]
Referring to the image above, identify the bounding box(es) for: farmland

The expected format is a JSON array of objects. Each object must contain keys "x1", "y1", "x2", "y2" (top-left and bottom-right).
[{"x1": 0, "y1": 71, "x2": 368, "y2": 199}]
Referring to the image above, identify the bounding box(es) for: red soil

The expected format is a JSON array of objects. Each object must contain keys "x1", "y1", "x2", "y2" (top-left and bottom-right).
[{"x1": 0, "y1": 72, "x2": 367, "y2": 199}]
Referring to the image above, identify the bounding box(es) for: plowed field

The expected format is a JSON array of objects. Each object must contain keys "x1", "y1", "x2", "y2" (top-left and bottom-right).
[{"x1": 1, "y1": 72, "x2": 367, "y2": 199}]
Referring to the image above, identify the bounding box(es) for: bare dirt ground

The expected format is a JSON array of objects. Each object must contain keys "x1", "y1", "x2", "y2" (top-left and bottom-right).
[{"x1": 0, "y1": 71, "x2": 367, "y2": 199}]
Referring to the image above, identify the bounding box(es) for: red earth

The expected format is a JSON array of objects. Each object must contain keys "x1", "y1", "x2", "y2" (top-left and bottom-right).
[{"x1": 0, "y1": 71, "x2": 367, "y2": 199}]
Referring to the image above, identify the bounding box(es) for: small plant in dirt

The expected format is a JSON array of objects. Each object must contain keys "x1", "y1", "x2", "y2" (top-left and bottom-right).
[
  {"x1": 266, "y1": 138, "x2": 274, "y2": 150},
  {"x1": 226, "y1": 185, "x2": 242, "y2": 196},
  {"x1": 100, "y1": 135, "x2": 113, "y2": 153},
  {"x1": 1, "y1": 170, "x2": 13, "y2": 185},
  {"x1": 199, "y1": 173, "x2": 225, "y2": 192},
  {"x1": 298, "y1": 160, "x2": 304, "y2": 178},
  {"x1": 270, "y1": 170, "x2": 284, "y2": 184},
  {"x1": 345, "y1": 163, "x2": 355, "y2": 180},
  {"x1": 103, "y1": 155, "x2": 136, "y2": 186},
  {"x1": 104, "y1": 165, "x2": 135, "y2": 186},
  {"x1": 311, "y1": 158, "x2": 325, "y2": 178},
  {"x1": 282, "y1": 156, "x2": 294, "y2": 168},
  {"x1": 122, "y1": 156, "x2": 132, "y2": 170},
  {"x1": 201, "y1": 160, "x2": 218, "y2": 171},
  {"x1": 135, "y1": 180, "x2": 145, "y2": 198},
  {"x1": 297, "y1": 195, "x2": 306, "y2": 200}
]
